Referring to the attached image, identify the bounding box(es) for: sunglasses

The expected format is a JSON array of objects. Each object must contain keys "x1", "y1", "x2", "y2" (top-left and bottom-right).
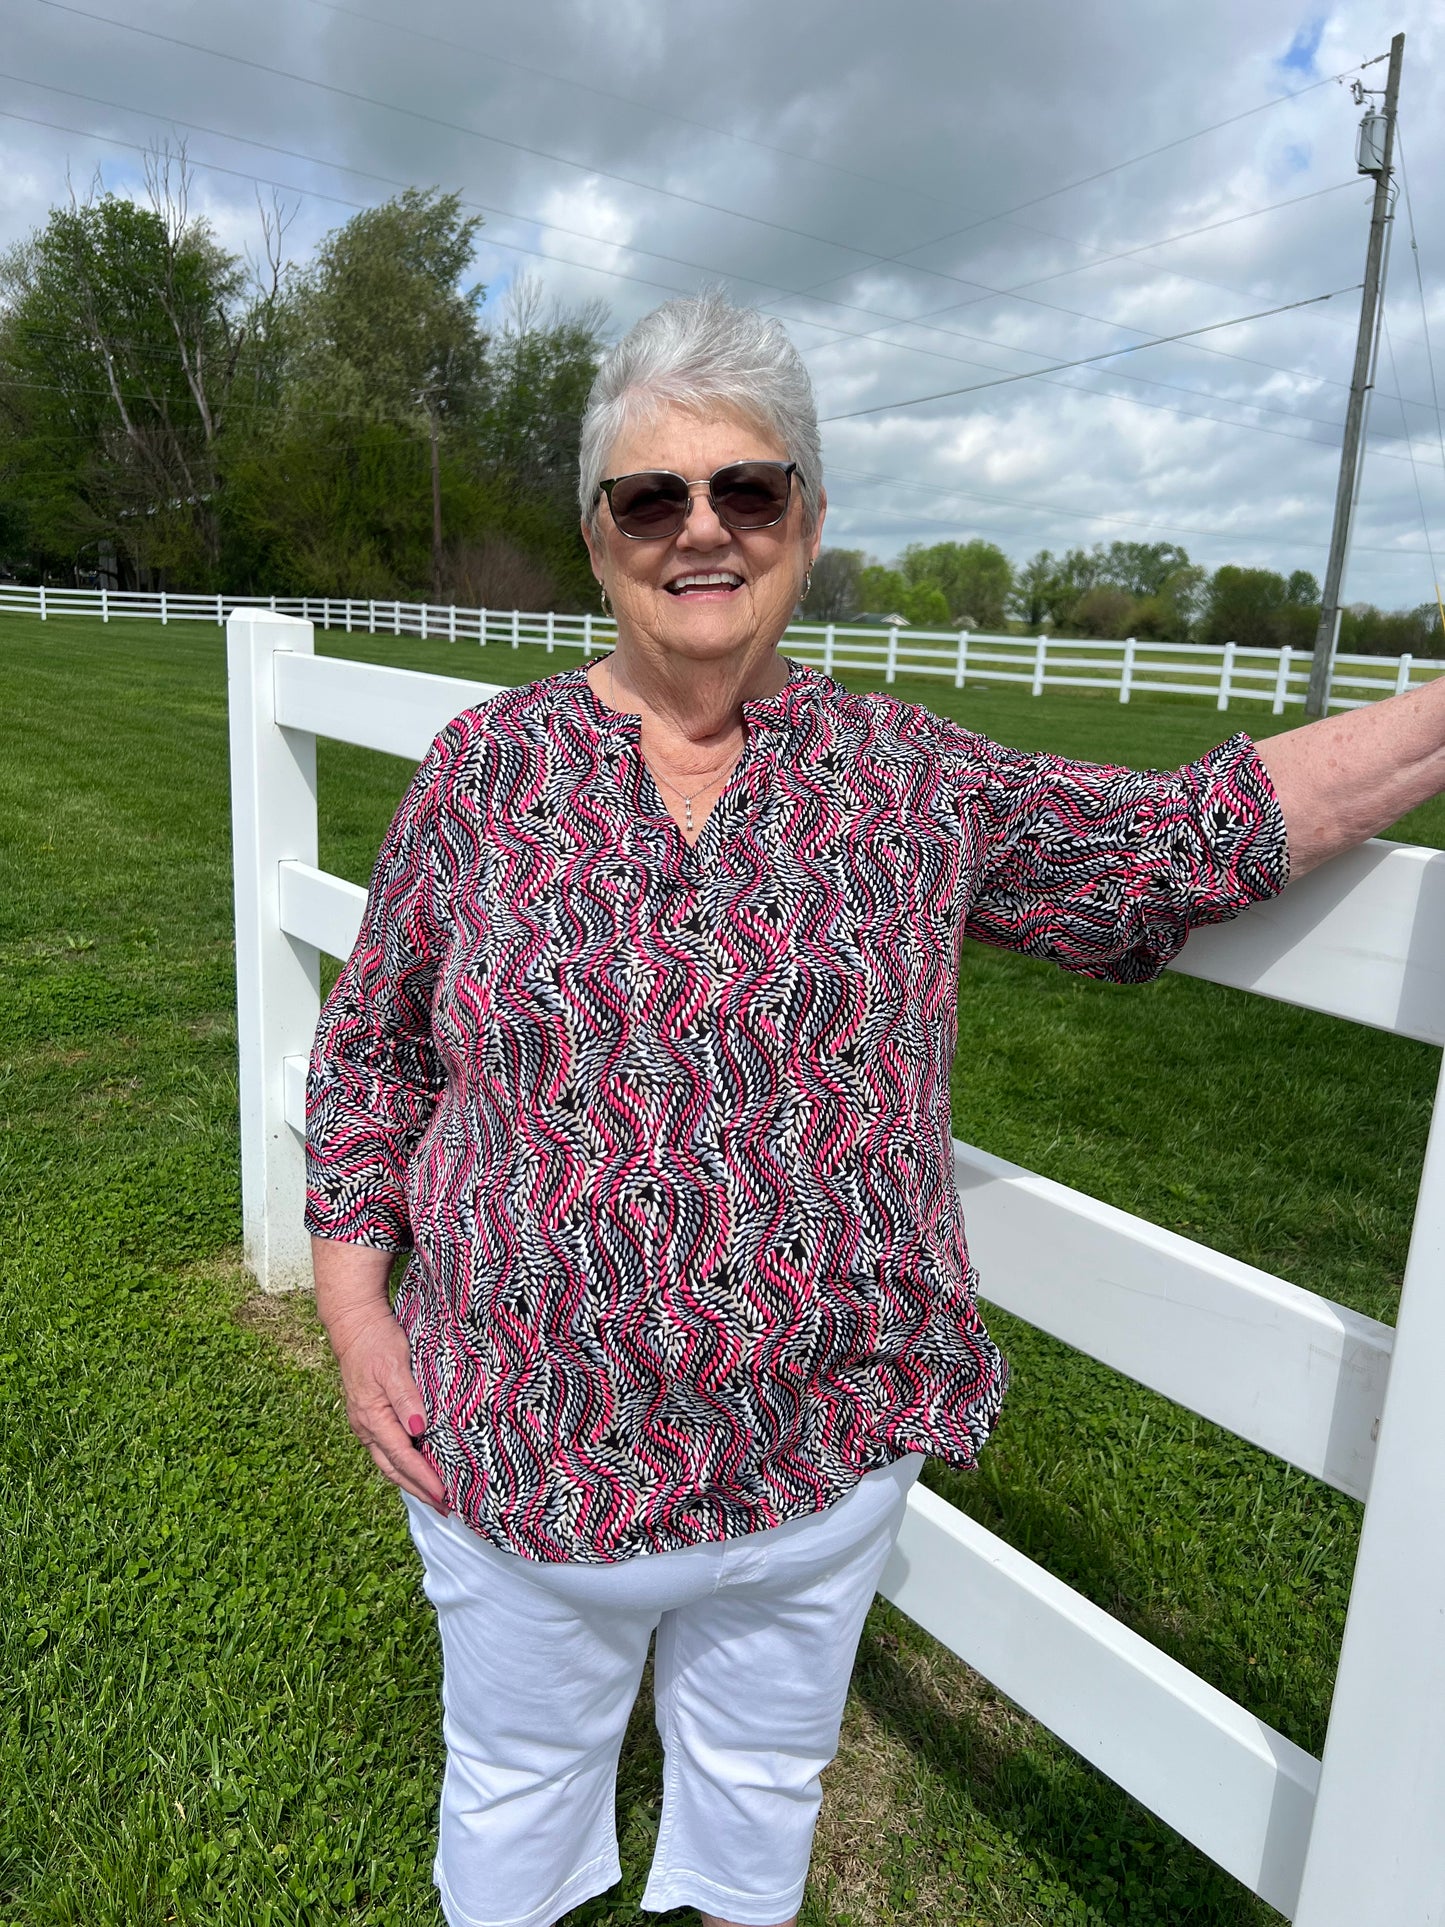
[{"x1": 597, "y1": 460, "x2": 798, "y2": 540}]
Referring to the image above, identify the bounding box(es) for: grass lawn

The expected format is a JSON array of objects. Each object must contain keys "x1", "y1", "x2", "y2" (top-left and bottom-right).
[{"x1": 3, "y1": 613, "x2": 1441, "y2": 1926}]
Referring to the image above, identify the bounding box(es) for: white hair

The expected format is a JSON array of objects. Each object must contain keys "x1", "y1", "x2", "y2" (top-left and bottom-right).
[{"x1": 578, "y1": 292, "x2": 823, "y2": 533}]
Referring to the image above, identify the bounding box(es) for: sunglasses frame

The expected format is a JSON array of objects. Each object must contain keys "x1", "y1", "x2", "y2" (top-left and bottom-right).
[{"x1": 596, "y1": 460, "x2": 798, "y2": 540}]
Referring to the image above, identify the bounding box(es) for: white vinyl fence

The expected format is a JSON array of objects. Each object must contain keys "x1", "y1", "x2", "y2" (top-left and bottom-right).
[
  {"x1": 6, "y1": 580, "x2": 1437, "y2": 714},
  {"x1": 230, "y1": 606, "x2": 1445, "y2": 1923}
]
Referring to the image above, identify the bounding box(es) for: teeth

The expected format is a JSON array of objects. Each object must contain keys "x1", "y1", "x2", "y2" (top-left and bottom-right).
[{"x1": 671, "y1": 573, "x2": 742, "y2": 590}]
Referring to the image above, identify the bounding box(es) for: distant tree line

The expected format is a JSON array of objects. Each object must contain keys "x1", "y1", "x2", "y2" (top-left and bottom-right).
[
  {"x1": 807, "y1": 538, "x2": 1443, "y2": 658},
  {"x1": 0, "y1": 167, "x2": 605, "y2": 609}
]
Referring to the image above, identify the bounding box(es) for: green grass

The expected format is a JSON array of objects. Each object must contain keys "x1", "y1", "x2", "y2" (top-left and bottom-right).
[{"x1": 2, "y1": 613, "x2": 1440, "y2": 1926}]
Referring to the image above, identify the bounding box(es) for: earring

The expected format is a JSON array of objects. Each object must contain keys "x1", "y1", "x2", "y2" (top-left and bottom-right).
[
  {"x1": 802, "y1": 568, "x2": 813, "y2": 599},
  {"x1": 598, "y1": 583, "x2": 610, "y2": 617}
]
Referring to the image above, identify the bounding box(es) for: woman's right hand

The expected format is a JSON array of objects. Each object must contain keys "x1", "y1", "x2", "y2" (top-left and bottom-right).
[{"x1": 312, "y1": 1237, "x2": 450, "y2": 1516}]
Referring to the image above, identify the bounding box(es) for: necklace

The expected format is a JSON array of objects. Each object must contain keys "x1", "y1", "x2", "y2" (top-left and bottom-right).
[{"x1": 609, "y1": 651, "x2": 743, "y2": 837}]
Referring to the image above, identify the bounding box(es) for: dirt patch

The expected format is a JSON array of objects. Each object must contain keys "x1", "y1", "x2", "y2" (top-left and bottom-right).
[
  {"x1": 811, "y1": 1692, "x2": 916, "y2": 1921},
  {"x1": 178, "y1": 1249, "x2": 332, "y2": 1372},
  {"x1": 234, "y1": 1288, "x2": 334, "y2": 1371}
]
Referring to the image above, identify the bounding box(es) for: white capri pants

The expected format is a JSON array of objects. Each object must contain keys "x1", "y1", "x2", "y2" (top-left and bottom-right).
[{"x1": 404, "y1": 1453, "x2": 924, "y2": 1927}]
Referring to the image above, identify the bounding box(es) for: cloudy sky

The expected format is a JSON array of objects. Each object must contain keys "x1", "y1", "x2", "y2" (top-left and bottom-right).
[{"x1": 3, "y1": 0, "x2": 1443, "y2": 607}]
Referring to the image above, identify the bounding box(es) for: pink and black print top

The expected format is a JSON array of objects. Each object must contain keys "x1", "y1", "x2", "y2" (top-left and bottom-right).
[{"x1": 305, "y1": 658, "x2": 1289, "y2": 1563}]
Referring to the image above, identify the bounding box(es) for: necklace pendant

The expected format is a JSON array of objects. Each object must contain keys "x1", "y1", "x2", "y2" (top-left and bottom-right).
[{"x1": 684, "y1": 796, "x2": 694, "y2": 833}]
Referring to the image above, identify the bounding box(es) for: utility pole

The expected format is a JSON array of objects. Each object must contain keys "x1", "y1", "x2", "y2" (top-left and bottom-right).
[{"x1": 1305, "y1": 31, "x2": 1404, "y2": 718}]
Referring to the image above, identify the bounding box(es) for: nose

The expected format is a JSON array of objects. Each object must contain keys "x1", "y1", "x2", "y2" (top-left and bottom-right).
[{"x1": 675, "y1": 480, "x2": 729, "y2": 550}]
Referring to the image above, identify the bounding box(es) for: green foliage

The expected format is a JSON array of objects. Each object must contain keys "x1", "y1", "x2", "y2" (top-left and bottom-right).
[
  {"x1": 901, "y1": 580, "x2": 951, "y2": 629},
  {"x1": 857, "y1": 563, "x2": 909, "y2": 616},
  {"x1": 0, "y1": 190, "x2": 254, "y2": 584},
  {"x1": 900, "y1": 538, "x2": 1013, "y2": 628},
  {"x1": 1069, "y1": 585, "x2": 1138, "y2": 639},
  {"x1": 1200, "y1": 567, "x2": 1318, "y2": 650}
]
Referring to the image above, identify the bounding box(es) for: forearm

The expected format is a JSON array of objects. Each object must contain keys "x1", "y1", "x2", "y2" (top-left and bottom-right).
[
  {"x1": 311, "y1": 1236, "x2": 399, "y2": 1352},
  {"x1": 1256, "y1": 675, "x2": 1445, "y2": 877}
]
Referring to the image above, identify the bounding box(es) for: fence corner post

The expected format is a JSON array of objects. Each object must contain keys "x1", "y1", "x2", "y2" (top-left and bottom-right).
[
  {"x1": 227, "y1": 607, "x2": 320, "y2": 1295},
  {"x1": 1119, "y1": 636, "x2": 1136, "y2": 704}
]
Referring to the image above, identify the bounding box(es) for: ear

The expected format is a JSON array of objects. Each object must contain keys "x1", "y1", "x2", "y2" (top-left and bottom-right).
[
  {"x1": 807, "y1": 486, "x2": 828, "y2": 565},
  {"x1": 581, "y1": 514, "x2": 604, "y2": 581}
]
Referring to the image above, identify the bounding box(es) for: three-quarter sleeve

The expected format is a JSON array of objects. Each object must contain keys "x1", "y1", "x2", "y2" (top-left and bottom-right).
[
  {"x1": 304, "y1": 725, "x2": 461, "y2": 1249},
  {"x1": 961, "y1": 730, "x2": 1290, "y2": 983}
]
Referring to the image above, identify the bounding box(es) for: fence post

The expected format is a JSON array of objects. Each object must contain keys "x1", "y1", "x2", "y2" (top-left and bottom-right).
[
  {"x1": 1291, "y1": 1055, "x2": 1445, "y2": 1922},
  {"x1": 344, "y1": 600, "x2": 353, "y2": 635},
  {"x1": 886, "y1": 624, "x2": 899, "y2": 684},
  {"x1": 479, "y1": 608, "x2": 488, "y2": 648},
  {"x1": 1217, "y1": 640, "x2": 1236, "y2": 713},
  {"x1": 1032, "y1": 633, "x2": 1047, "y2": 697},
  {"x1": 955, "y1": 630, "x2": 969, "y2": 689},
  {"x1": 101, "y1": 587, "x2": 109, "y2": 624},
  {"x1": 1120, "y1": 636, "x2": 1136, "y2": 704},
  {"x1": 368, "y1": 600, "x2": 376, "y2": 634},
  {"x1": 819, "y1": 623, "x2": 833, "y2": 676},
  {"x1": 583, "y1": 611, "x2": 593, "y2": 657},
  {"x1": 39, "y1": 584, "x2": 47, "y2": 621},
  {"x1": 392, "y1": 602, "x2": 401, "y2": 636},
  {"x1": 226, "y1": 609, "x2": 319, "y2": 1295},
  {"x1": 546, "y1": 609, "x2": 555, "y2": 654},
  {"x1": 449, "y1": 604, "x2": 457, "y2": 644},
  {"x1": 1273, "y1": 646, "x2": 1293, "y2": 716},
  {"x1": 1396, "y1": 652, "x2": 1414, "y2": 696}
]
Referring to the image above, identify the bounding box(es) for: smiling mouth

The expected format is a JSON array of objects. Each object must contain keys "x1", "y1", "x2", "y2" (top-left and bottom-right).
[{"x1": 666, "y1": 572, "x2": 744, "y2": 597}]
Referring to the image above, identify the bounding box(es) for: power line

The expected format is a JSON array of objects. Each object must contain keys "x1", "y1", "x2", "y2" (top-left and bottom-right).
[
  {"x1": 0, "y1": 86, "x2": 1405, "y2": 440},
  {"x1": 19, "y1": 2, "x2": 1413, "y2": 416},
  {"x1": 11, "y1": 72, "x2": 1439, "y2": 460},
  {"x1": 792, "y1": 53, "x2": 1387, "y2": 290},
  {"x1": 11, "y1": 43, "x2": 1440, "y2": 435},
  {"x1": 819, "y1": 287, "x2": 1362, "y2": 423},
  {"x1": 7, "y1": 96, "x2": 1440, "y2": 486},
  {"x1": 299, "y1": 0, "x2": 1377, "y2": 353}
]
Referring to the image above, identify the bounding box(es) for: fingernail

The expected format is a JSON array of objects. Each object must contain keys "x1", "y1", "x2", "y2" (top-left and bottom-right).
[{"x1": 407, "y1": 1413, "x2": 425, "y2": 1437}]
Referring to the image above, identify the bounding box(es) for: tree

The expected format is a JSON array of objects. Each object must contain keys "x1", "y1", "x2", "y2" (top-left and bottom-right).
[
  {"x1": 288, "y1": 188, "x2": 486, "y2": 598},
  {"x1": 1071, "y1": 585, "x2": 1139, "y2": 639},
  {"x1": 1198, "y1": 566, "x2": 1324, "y2": 650},
  {"x1": 899, "y1": 538, "x2": 1012, "y2": 629},
  {"x1": 1094, "y1": 540, "x2": 1193, "y2": 598},
  {"x1": 805, "y1": 546, "x2": 864, "y2": 620},
  {"x1": 1009, "y1": 549, "x2": 1059, "y2": 628},
  {"x1": 0, "y1": 159, "x2": 270, "y2": 584},
  {"x1": 856, "y1": 563, "x2": 908, "y2": 616},
  {"x1": 902, "y1": 581, "x2": 951, "y2": 629}
]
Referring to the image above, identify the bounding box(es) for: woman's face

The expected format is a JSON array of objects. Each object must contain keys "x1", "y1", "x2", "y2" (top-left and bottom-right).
[{"x1": 582, "y1": 402, "x2": 825, "y2": 670}]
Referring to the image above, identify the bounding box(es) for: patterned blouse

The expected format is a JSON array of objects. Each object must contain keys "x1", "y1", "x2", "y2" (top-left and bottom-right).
[{"x1": 305, "y1": 657, "x2": 1289, "y2": 1563}]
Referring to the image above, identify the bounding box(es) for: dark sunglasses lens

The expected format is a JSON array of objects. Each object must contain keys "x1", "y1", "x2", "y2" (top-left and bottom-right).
[
  {"x1": 712, "y1": 463, "x2": 791, "y2": 527},
  {"x1": 609, "y1": 472, "x2": 688, "y2": 535}
]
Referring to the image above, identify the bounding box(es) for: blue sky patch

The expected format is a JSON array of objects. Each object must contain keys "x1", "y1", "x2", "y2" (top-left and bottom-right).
[{"x1": 1279, "y1": 17, "x2": 1325, "y2": 76}]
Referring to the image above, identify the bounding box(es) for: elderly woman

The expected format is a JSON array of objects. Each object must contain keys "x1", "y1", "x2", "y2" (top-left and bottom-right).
[{"x1": 305, "y1": 293, "x2": 1445, "y2": 1927}]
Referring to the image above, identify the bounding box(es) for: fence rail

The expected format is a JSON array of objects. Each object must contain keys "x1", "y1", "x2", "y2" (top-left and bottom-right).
[
  {"x1": 229, "y1": 607, "x2": 1445, "y2": 1923},
  {"x1": 5, "y1": 581, "x2": 1438, "y2": 713}
]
